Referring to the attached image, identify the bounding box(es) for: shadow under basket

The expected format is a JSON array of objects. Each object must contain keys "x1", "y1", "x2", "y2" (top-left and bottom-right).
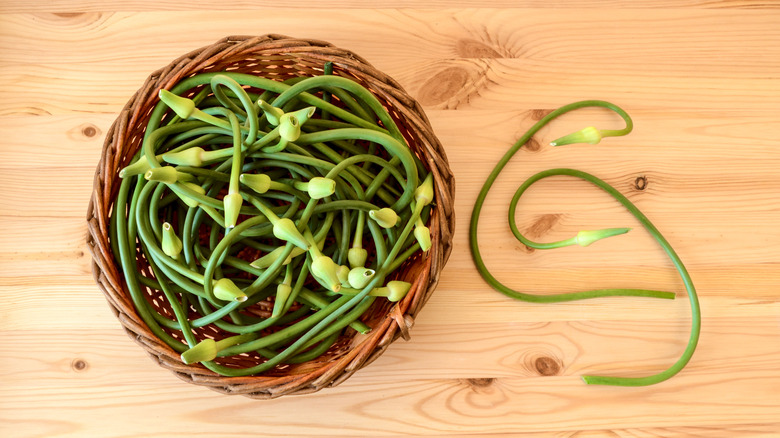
[{"x1": 85, "y1": 34, "x2": 455, "y2": 399}]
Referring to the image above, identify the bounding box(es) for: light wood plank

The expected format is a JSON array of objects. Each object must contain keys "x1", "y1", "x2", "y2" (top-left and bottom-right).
[
  {"x1": 2, "y1": 0, "x2": 779, "y2": 14},
  {"x1": 1, "y1": 370, "x2": 779, "y2": 436},
  {"x1": 2, "y1": 9, "x2": 780, "y2": 115},
  {"x1": 4, "y1": 315, "x2": 779, "y2": 383}
]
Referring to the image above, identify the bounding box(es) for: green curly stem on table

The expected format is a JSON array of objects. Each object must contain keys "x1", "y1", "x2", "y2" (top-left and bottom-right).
[{"x1": 469, "y1": 100, "x2": 700, "y2": 386}]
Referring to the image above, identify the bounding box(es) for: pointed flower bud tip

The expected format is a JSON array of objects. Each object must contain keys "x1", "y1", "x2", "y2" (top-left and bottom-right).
[
  {"x1": 223, "y1": 192, "x2": 243, "y2": 229},
  {"x1": 181, "y1": 339, "x2": 217, "y2": 364},
  {"x1": 144, "y1": 166, "x2": 179, "y2": 184},
  {"x1": 290, "y1": 106, "x2": 316, "y2": 125},
  {"x1": 348, "y1": 267, "x2": 375, "y2": 289},
  {"x1": 307, "y1": 177, "x2": 336, "y2": 199},
  {"x1": 575, "y1": 227, "x2": 631, "y2": 247},
  {"x1": 251, "y1": 246, "x2": 304, "y2": 269},
  {"x1": 161, "y1": 222, "x2": 183, "y2": 258},
  {"x1": 279, "y1": 113, "x2": 302, "y2": 142},
  {"x1": 272, "y1": 283, "x2": 293, "y2": 318},
  {"x1": 414, "y1": 174, "x2": 434, "y2": 206},
  {"x1": 162, "y1": 147, "x2": 204, "y2": 167},
  {"x1": 213, "y1": 278, "x2": 247, "y2": 302},
  {"x1": 369, "y1": 208, "x2": 400, "y2": 228},
  {"x1": 337, "y1": 265, "x2": 351, "y2": 287},
  {"x1": 257, "y1": 100, "x2": 284, "y2": 126},
  {"x1": 386, "y1": 281, "x2": 412, "y2": 302},
  {"x1": 414, "y1": 225, "x2": 432, "y2": 252},
  {"x1": 273, "y1": 218, "x2": 310, "y2": 250},
  {"x1": 119, "y1": 155, "x2": 151, "y2": 178},
  {"x1": 159, "y1": 89, "x2": 196, "y2": 120},
  {"x1": 311, "y1": 255, "x2": 342, "y2": 293},
  {"x1": 240, "y1": 173, "x2": 272, "y2": 194},
  {"x1": 550, "y1": 126, "x2": 602, "y2": 147},
  {"x1": 178, "y1": 182, "x2": 205, "y2": 208},
  {"x1": 176, "y1": 172, "x2": 194, "y2": 183}
]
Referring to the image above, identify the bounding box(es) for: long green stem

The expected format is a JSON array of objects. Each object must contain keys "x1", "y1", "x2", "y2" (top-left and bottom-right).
[{"x1": 469, "y1": 100, "x2": 699, "y2": 386}]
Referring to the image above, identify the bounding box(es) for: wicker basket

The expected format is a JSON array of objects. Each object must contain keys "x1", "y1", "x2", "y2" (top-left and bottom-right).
[{"x1": 85, "y1": 35, "x2": 455, "y2": 399}]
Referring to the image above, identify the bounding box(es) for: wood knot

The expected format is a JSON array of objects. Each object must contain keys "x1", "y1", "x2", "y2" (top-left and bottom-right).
[
  {"x1": 531, "y1": 109, "x2": 553, "y2": 121},
  {"x1": 534, "y1": 356, "x2": 561, "y2": 376},
  {"x1": 460, "y1": 378, "x2": 498, "y2": 395},
  {"x1": 455, "y1": 39, "x2": 501, "y2": 58},
  {"x1": 524, "y1": 136, "x2": 543, "y2": 152},
  {"x1": 520, "y1": 349, "x2": 564, "y2": 376},
  {"x1": 53, "y1": 12, "x2": 86, "y2": 18},
  {"x1": 526, "y1": 214, "x2": 562, "y2": 239},
  {"x1": 71, "y1": 358, "x2": 89, "y2": 372},
  {"x1": 82, "y1": 124, "x2": 98, "y2": 138},
  {"x1": 38, "y1": 12, "x2": 104, "y2": 26},
  {"x1": 634, "y1": 175, "x2": 648, "y2": 191},
  {"x1": 417, "y1": 66, "x2": 470, "y2": 106},
  {"x1": 67, "y1": 123, "x2": 102, "y2": 141},
  {"x1": 465, "y1": 377, "x2": 495, "y2": 388}
]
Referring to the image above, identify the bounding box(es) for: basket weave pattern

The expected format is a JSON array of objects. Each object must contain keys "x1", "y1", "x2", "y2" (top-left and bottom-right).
[{"x1": 86, "y1": 34, "x2": 454, "y2": 398}]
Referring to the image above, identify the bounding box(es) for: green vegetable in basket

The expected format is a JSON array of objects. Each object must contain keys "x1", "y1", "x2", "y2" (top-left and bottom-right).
[{"x1": 110, "y1": 68, "x2": 435, "y2": 377}]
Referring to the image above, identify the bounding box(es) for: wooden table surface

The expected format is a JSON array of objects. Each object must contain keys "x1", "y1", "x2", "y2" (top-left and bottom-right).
[{"x1": 2, "y1": 1, "x2": 780, "y2": 437}]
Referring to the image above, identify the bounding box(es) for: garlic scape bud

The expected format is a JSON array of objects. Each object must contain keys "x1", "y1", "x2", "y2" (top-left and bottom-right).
[
  {"x1": 384, "y1": 280, "x2": 412, "y2": 302},
  {"x1": 337, "y1": 265, "x2": 350, "y2": 287},
  {"x1": 273, "y1": 218, "x2": 310, "y2": 250},
  {"x1": 293, "y1": 177, "x2": 336, "y2": 199},
  {"x1": 278, "y1": 107, "x2": 316, "y2": 142},
  {"x1": 310, "y1": 255, "x2": 342, "y2": 293},
  {"x1": 272, "y1": 264, "x2": 294, "y2": 318},
  {"x1": 413, "y1": 218, "x2": 432, "y2": 252},
  {"x1": 119, "y1": 155, "x2": 151, "y2": 178},
  {"x1": 159, "y1": 89, "x2": 196, "y2": 119},
  {"x1": 347, "y1": 267, "x2": 375, "y2": 289},
  {"x1": 213, "y1": 277, "x2": 247, "y2": 302},
  {"x1": 180, "y1": 338, "x2": 216, "y2": 364},
  {"x1": 177, "y1": 182, "x2": 205, "y2": 208},
  {"x1": 161, "y1": 222, "x2": 183, "y2": 259},
  {"x1": 222, "y1": 192, "x2": 243, "y2": 229},
  {"x1": 550, "y1": 126, "x2": 602, "y2": 146},
  {"x1": 144, "y1": 166, "x2": 179, "y2": 184},
  {"x1": 162, "y1": 147, "x2": 205, "y2": 167},
  {"x1": 414, "y1": 173, "x2": 434, "y2": 206},
  {"x1": 336, "y1": 280, "x2": 411, "y2": 302},
  {"x1": 369, "y1": 208, "x2": 399, "y2": 228},
  {"x1": 289, "y1": 106, "x2": 316, "y2": 125},
  {"x1": 257, "y1": 99, "x2": 284, "y2": 126},
  {"x1": 249, "y1": 245, "x2": 306, "y2": 269},
  {"x1": 272, "y1": 283, "x2": 292, "y2": 318},
  {"x1": 239, "y1": 173, "x2": 272, "y2": 194},
  {"x1": 279, "y1": 113, "x2": 302, "y2": 142},
  {"x1": 180, "y1": 333, "x2": 257, "y2": 365},
  {"x1": 575, "y1": 228, "x2": 632, "y2": 247},
  {"x1": 305, "y1": 229, "x2": 342, "y2": 293}
]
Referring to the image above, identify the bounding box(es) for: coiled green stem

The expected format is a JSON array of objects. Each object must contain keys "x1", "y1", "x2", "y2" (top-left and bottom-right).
[{"x1": 469, "y1": 100, "x2": 700, "y2": 386}]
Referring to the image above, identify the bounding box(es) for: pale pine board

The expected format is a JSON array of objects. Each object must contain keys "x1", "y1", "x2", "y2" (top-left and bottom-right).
[
  {"x1": 2, "y1": 9, "x2": 780, "y2": 115},
  {"x1": 2, "y1": 0, "x2": 780, "y2": 13},
  {"x1": 2, "y1": 1, "x2": 780, "y2": 437}
]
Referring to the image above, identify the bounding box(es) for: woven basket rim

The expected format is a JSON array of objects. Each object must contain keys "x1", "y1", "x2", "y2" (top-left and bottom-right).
[{"x1": 86, "y1": 34, "x2": 455, "y2": 399}]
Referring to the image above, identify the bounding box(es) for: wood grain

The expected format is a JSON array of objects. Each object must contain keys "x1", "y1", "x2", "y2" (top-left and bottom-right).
[{"x1": 1, "y1": 1, "x2": 780, "y2": 437}]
